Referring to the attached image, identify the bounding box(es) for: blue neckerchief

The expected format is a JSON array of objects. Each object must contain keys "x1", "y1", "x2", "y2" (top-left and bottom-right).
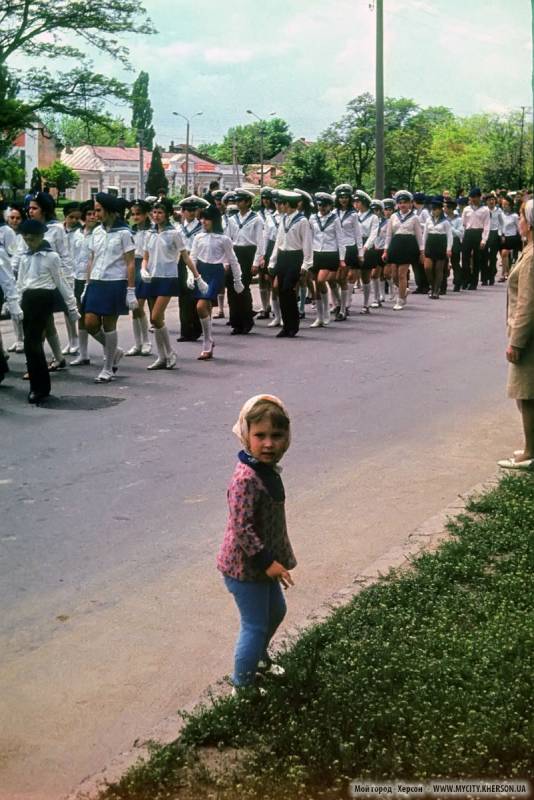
[
  {"x1": 106, "y1": 219, "x2": 130, "y2": 231},
  {"x1": 314, "y1": 212, "x2": 335, "y2": 233},
  {"x1": 431, "y1": 213, "x2": 446, "y2": 226},
  {"x1": 396, "y1": 210, "x2": 414, "y2": 223},
  {"x1": 337, "y1": 208, "x2": 355, "y2": 223},
  {"x1": 25, "y1": 240, "x2": 53, "y2": 255},
  {"x1": 238, "y1": 450, "x2": 285, "y2": 501},
  {"x1": 358, "y1": 210, "x2": 372, "y2": 223},
  {"x1": 181, "y1": 221, "x2": 202, "y2": 239},
  {"x1": 284, "y1": 211, "x2": 304, "y2": 234},
  {"x1": 378, "y1": 217, "x2": 388, "y2": 230},
  {"x1": 237, "y1": 211, "x2": 257, "y2": 230}
]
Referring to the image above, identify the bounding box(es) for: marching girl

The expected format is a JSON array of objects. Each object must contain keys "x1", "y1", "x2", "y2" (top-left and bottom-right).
[
  {"x1": 82, "y1": 192, "x2": 138, "y2": 383},
  {"x1": 294, "y1": 189, "x2": 316, "y2": 322},
  {"x1": 27, "y1": 193, "x2": 75, "y2": 371},
  {"x1": 383, "y1": 190, "x2": 424, "y2": 310},
  {"x1": 380, "y1": 198, "x2": 396, "y2": 302},
  {"x1": 0, "y1": 233, "x2": 22, "y2": 383},
  {"x1": 62, "y1": 201, "x2": 82, "y2": 355},
  {"x1": 265, "y1": 193, "x2": 283, "y2": 326},
  {"x1": 1, "y1": 202, "x2": 22, "y2": 353},
  {"x1": 226, "y1": 189, "x2": 262, "y2": 335},
  {"x1": 370, "y1": 200, "x2": 387, "y2": 307},
  {"x1": 16, "y1": 219, "x2": 79, "y2": 404},
  {"x1": 125, "y1": 199, "x2": 152, "y2": 356},
  {"x1": 176, "y1": 195, "x2": 206, "y2": 340},
  {"x1": 309, "y1": 192, "x2": 345, "y2": 327},
  {"x1": 258, "y1": 187, "x2": 276, "y2": 320},
  {"x1": 69, "y1": 200, "x2": 98, "y2": 366},
  {"x1": 499, "y1": 195, "x2": 521, "y2": 282},
  {"x1": 334, "y1": 184, "x2": 363, "y2": 318},
  {"x1": 355, "y1": 190, "x2": 379, "y2": 314},
  {"x1": 139, "y1": 199, "x2": 201, "y2": 370},
  {"x1": 422, "y1": 196, "x2": 452, "y2": 299},
  {"x1": 189, "y1": 205, "x2": 244, "y2": 360},
  {"x1": 444, "y1": 199, "x2": 464, "y2": 292}
]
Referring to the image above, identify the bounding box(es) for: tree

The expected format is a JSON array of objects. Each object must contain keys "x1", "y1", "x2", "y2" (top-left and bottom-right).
[
  {"x1": 145, "y1": 147, "x2": 168, "y2": 195},
  {"x1": 41, "y1": 161, "x2": 79, "y2": 196},
  {"x1": 0, "y1": 0, "x2": 155, "y2": 151},
  {"x1": 278, "y1": 142, "x2": 335, "y2": 192},
  {"x1": 43, "y1": 114, "x2": 137, "y2": 148},
  {"x1": 131, "y1": 71, "x2": 155, "y2": 151},
  {"x1": 209, "y1": 118, "x2": 292, "y2": 166},
  {"x1": 0, "y1": 155, "x2": 25, "y2": 199},
  {"x1": 320, "y1": 93, "x2": 378, "y2": 190}
]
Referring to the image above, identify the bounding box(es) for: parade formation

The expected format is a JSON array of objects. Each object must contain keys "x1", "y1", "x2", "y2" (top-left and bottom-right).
[{"x1": 0, "y1": 183, "x2": 523, "y2": 405}]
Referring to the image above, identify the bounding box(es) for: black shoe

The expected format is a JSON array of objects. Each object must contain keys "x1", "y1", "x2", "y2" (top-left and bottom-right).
[
  {"x1": 299, "y1": 311, "x2": 305, "y2": 319},
  {"x1": 453, "y1": 286, "x2": 461, "y2": 292},
  {"x1": 332, "y1": 305, "x2": 340, "y2": 316},
  {"x1": 481, "y1": 280, "x2": 488, "y2": 286},
  {"x1": 335, "y1": 312, "x2": 346, "y2": 321},
  {"x1": 489, "y1": 279, "x2": 495, "y2": 285},
  {"x1": 276, "y1": 329, "x2": 289, "y2": 338},
  {"x1": 468, "y1": 285, "x2": 477, "y2": 290},
  {"x1": 28, "y1": 391, "x2": 49, "y2": 404},
  {"x1": 230, "y1": 328, "x2": 242, "y2": 335},
  {"x1": 287, "y1": 330, "x2": 298, "y2": 337},
  {"x1": 176, "y1": 336, "x2": 200, "y2": 342},
  {"x1": 257, "y1": 310, "x2": 270, "y2": 320}
]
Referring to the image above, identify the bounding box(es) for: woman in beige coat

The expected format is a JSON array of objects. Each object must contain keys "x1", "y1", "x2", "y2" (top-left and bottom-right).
[{"x1": 498, "y1": 198, "x2": 534, "y2": 470}]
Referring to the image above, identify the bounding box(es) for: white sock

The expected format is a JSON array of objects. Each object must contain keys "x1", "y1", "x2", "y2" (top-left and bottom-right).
[
  {"x1": 154, "y1": 327, "x2": 167, "y2": 360},
  {"x1": 217, "y1": 294, "x2": 225, "y2": 313},
  {"x1": 299, "y1": 286, "x2": 307, "y2": 312},
  {"x1": 271, "y1": 296, "x2": 281, "y2": 322},
  {"x1": 371, "y1": 278, "x2": 380, "y2": 301},
  {"x1": 322, "y1": 292, "x2": 329, "y2": 320},
  {"x1": 47, "y1": 331, "x2": 63, "y2": 362},
  {"x1": 363, "y1": 283, "x2": 371, "y2": 307},
  {"x1": 200, "y1": 315, "x2": 212, "y2": 350},
  {"x1": 379, "y1": 279, "x2": 386, "y2": 299},
  {"x1": 139, "y1": 313, "x2": 150, "y2": 344},
  {"x1": 160, "y1": 325, "x2": 173, "y2": 357},
  {"x1": 64, "y1": 314, "x2": 79, "y2": 348},
  {"x1": 259, "y1": 288, "x2": 270, "y2": 312},
  {"x1": 347, "y1": 282, "x2": 355, "y2": 307},
  {"x1": 104, "y1": 330, "x2": 117, "y2": 372},
  {"x1": 330, "y1": 283, "x2": 341, "y2": 306},
  {"x1": 340, "y1": 289, "x2": 348, "y2": 314},
  {"x1": 78, "y1": 329, "x2": 89, "y2": 359},
  {"x1": 132, "y1": 317, "x2": 142, "y2": 347},
  {"x1": 90, "y1": 328, "x2": 105, "y2": 347},
  {"x1": 12, "y1": 318, "x2": 22, "y2": 343}
]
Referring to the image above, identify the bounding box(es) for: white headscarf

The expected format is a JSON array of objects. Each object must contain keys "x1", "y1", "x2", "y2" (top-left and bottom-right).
[
  {"x1": 232, "y1": 394, "x2": 290, "y2": 448},
  {"x1": 524, "y1": 198, "x2": 534, "y2": 229}
]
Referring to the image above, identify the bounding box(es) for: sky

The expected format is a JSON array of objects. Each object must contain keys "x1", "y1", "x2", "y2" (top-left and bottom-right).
[{"x1": 16, "y1": 0, "x2": 534, "y2": 148}]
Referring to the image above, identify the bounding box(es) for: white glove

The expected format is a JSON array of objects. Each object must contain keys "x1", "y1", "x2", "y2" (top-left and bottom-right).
[
  {"x1": 8, "y1": 302, "x2": 23, "y2": 323},
  {"x1": 234, "y1": 280, "x2": 245, "y2": 294},
  {"x1": 195, "y1": 276, "x2": 209, "y2": 295},
  {"x1": 126, "y1": 286, "x2": 139, "y2": 311},
  {"x1": 140, "y1": 267, "x2": 152, "y2": 283},
  {"x1": 300, "y1": 265, "x2": 308, "y2": 275},
  {"x1": 185, "y1": 267, "x2": 195, "y2": 290},
  {"x1": 67, "y1": 307, "x2": 81, "y2": 322}
]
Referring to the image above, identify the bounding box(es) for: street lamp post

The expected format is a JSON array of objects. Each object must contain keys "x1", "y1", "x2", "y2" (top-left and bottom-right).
[
  {"x1": 172, "y1": 111, "x2": 203, "y2": 196},
  {"x1": 246, "y1": 109, "x2": 276, "y2": 188}
]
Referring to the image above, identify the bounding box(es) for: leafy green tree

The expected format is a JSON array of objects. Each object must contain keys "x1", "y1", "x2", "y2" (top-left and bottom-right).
[
  {"x1": 0, "y1": 155, "x2": 25, "y2": 199},
  {"x1": 43, "y1": 114, "x2": 137, "y2": 148},
  {"x1": 131, "y1": 71, "x2": 155, "y2": 150},
  {"x1": 145, "y1": 147, "x2": 168, "y2": 196},
  {"x1": 278, "y1": 141, "x2": 335, "y2": 192},
  {"x1": 0, "y1": 0, "x2": 155, "y2": 151},
  {"x1": 385, "y1": 106, "x2": 454, "y2": 191},
  {"x1": 41, "y1": 161, "x2": 79, "y2": 196},
  {"x1": 210, "y1": 118, "x2": 292, "y2": 167}
]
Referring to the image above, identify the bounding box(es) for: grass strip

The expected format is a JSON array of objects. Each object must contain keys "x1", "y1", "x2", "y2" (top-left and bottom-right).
[{"x1": 101, "y1": 473, "x2": 534, "y2": 800}]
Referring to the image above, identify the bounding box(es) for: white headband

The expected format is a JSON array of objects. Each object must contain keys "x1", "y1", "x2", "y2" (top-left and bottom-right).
[{"x1": 232, "y1": 394, "x2": 290, "y2": 447}]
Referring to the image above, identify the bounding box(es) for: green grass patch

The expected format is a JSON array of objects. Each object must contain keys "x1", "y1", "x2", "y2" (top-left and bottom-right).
[{"x1": 101, "y1": 474, "x2": 534, "y2": 800}]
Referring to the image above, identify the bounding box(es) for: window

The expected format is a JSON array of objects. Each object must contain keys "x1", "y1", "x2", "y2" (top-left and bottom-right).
[
  {"x1": 90, "y1": 186, "x2": 98, "y2": 197},
  {"x1": 121, "y1": 187, "x2": 127, "y2": 198},
  {"x1": 129, "y1": 187, "x2": 135, "y2": 200}
]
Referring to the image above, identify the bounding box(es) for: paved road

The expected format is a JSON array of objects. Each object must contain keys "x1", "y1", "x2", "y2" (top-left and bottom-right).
[{"x1": 0, "y1": 285, "x2": 518, "y2": 800}]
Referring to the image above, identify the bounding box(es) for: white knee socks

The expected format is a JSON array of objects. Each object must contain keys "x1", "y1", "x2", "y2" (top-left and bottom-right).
[
  {"x1": 329, "y1": 283, "x2": 341, "y2": 307},
  {"x1": 139, "y1": 313, "x2": 149, "y2": 344},
  {"x1": 154, "y1": 327, "x2": 168, "y2": 360},
  {"x1": 12, "y1": 318, "x2": 23, "y2": 344},
  {"x1": 271, "y1": 296, "x2": 281, "y2": 323},
  {"x1": 340, "y1": 289, "x2": 349, "y2": 315},
  {"x1": 104, "y1": 330, "x2": 117, "y2": 372},
  {"x1": 200, "y1": 316, "x2": 213, "y2": 351},
  {"x1": 379, "y1": 279, "x2": 386, "y2": 300},
  {"x1": 371, "y1": 278, "x2": 380, "y2": 302},
  {"x1": 363, "y1": 283, "x2": 371, "y2": 308},
  {"x1": 64, "y1": 314, "x2": 79, "y2": 348},
  {"x1": 347, "y1": 282, "x2": 355, "y2": 308},
  {"x1": 47, "y1": 331, "x2": 63, "y2": 362},
  {"x1": 259, "y1": 287, "x2": 270, "y2": 312},
  {"x1": 132, "y1": 316, "x2": 142, "y2": 347},
  {"x1": 78, "y1": 329, "x2": 89, "y2": 359}
]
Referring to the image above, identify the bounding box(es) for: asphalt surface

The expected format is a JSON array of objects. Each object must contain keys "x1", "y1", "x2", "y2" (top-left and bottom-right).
[{"x1": 0, "y1": 284, "x2": 519, "y2": 800}]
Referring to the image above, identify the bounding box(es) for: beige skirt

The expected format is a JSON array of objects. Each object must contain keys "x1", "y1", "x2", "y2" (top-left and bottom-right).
[{"x1": 507, "y1": 341, "x2": 534, "y2": 399}]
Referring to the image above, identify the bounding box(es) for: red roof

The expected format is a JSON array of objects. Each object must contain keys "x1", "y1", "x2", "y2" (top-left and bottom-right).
[{"x1": 180, "y1": 160, "x2": 217, "y2": 173}]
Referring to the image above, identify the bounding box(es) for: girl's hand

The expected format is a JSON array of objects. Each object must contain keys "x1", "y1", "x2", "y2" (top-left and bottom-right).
[
  {"x1": 382, "y1": 251, "x2": 388, "y2": 263},
  {"x1": 506, "y1": 345, "x2": 521, "y2": 364},
  {"x1": 266, "y1": 561, "x2": 294, "y2": 588},
  {"x1": 446, "y1": 250, "x2": 452, "y2": 258},
  {"x1": 419, "y1": 252, "x2": 425, "y2": 264}
]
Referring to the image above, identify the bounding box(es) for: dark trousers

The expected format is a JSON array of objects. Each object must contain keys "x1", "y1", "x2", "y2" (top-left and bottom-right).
[
  {"x1": 0, "y1": 337, "x2": 8, "y2": 380},
  {"x1": 21, "y1": 289, "x2": 54, "y2": 397},
  {"x1": 483, "y1": 230, "x2": 500, "y2": 283},
  {"x1": 228, "y1": 245, "x2": 255, "y2": 333},
  {"x1": 275, "y1": 250, "x2": 303, "y2": 335},
  {"x1": 178, "y1": 259, "x2": 201, "y2": 340},
  {"x1": 462, "y1": 228, "x2": 483, "y2": 288},
  {"x1": 411, "y1": 259, "x2": 429, "y2": 292},
  {"x1": 450, "y1": 239, "x2": 462, "y2": 288}
]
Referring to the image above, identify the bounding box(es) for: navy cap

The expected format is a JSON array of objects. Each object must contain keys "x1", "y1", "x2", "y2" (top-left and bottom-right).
[
  {"x1": 20, "y1": 219, "x2": 47, "y2": 236},
  {"x1": 413, "y1": 192, "x2": 426, "y2": 203},
  {"x1": 468, "y1": 187, "x2": 482, "y2": 198},
  {"x1": 95, "y1": 192, "x2": 121, "y2": 213},
  {"x1": 457, "y1": 196, "x2": 468, "y2": 206},
  {"x1": 429, "y1": 195, "x2": 444, "y2": 207}
]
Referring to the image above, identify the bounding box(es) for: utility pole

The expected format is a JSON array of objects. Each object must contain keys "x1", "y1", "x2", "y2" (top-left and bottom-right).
[
  {"x1": 518, "y1": 105, "x2": 526, "y2": 188},
  {"x1": 232, "y1": 135, "x2": 239, "y2": 186},
  {"x1": 373, "y1": 0, "x2": 385, "y2": 197},
  {"x1": 247, "y1": 109, "x2": 276, "y2": 189},
  {"x1": 137, "y1": 129, "x2": 145, "y2": 199},
  {"x1": 173, "y1": 111, "x2": 203, "y2": 197}
]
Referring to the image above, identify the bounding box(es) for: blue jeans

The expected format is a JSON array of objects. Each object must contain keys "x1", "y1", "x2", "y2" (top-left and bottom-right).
[{"x1": 224, "y1": 575, "x2": 287, "y2": 686}]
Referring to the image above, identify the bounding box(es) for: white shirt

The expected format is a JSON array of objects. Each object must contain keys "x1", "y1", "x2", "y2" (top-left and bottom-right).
[
  {"x1": 488, "y1": 207, "x2": 504, "y2": 234},
  {"x1": 423, "y1": 215, "x2": 453, "y2": 251},
  {"x1": 360, "y1": 211, "x2": 380, "y2": 250},
  {"x1": 502, "y1": 212, "x2": 519, "y2": 238},
  {"x1": 309, "y1": 212, "x2": 346, "y2": 260},
  {"x1": 69, "y1": 228, "x2": 92, "y2": 280},
  {"x1": 445, "y1": 213, "x2": 464, "y2": 243},
  {"x1": 385, "y1": 211, "x2": 424, "y2": 250},
  {"x1": 0, "y1": 223, "x2": 17, "y2": 257},
  {"x1": 178, "y1": 219, "x2": 203, "y2": 253},
  {"x1": 374, "y1": 217, "x2": 389, "y2": 250},
  {"x1": 227, "y1": 211, "x2": 264, "y2": 265},
  {"x1": 414, "y1": 207, "x2": 431, "y2": 227},
  {"x1": 0, "y1": 248, "x2": 18, "y2": 306},
  {"x1": 44, "y1": 220, "x2": 74, "y2": 280},
  {"x1": 461, "y1": 204, "x2": 490, "y2": 243},
  {"x1": 264, "y1": 210, "x2": 281, "y2": 244},
  {"x1": 17, "y1": 244, "x2": 76, "y2": 310},
  {"x1": 88, "y1": 222, "x2": 135, "y2": 281},
  {"x1": 133, "y1": 226, "x2": 151, "y2": 258},
  {"x1": 190, "y1": 231, "x2": 240, "y2": 272},
  {"x1": 144, "y1": 225, "x2": 186, "y2": 278},
  {"x1": 270, "y1": 211, "x2": 313, "y2": 271},
  {"x1": 336, "y1": 208, "x2": 364, "y2": 256}
]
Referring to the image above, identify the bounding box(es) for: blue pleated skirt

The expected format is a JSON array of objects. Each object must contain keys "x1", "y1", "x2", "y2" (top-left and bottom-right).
[
  {"x1": 136, "y1": 276, "x2": 181, "y2": 299},
  {"x1": 193, "y1": 261, "x2": 225, "y2": 302},
  {"x1": 82, "y1": 280, "x2": 128, "y2": 316}
]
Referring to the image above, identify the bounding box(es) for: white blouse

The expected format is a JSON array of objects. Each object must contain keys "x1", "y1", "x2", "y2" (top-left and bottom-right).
[
  {"x1": 502, "y1": 212, "x2": 519, "y2": 238},
  {"x1": 144, "y1": 226, "x2": 186, "y2": 278},
  {"x1": 309, "y1": 212, "x2": 346, "y2": 259},
  {"x1": 190, "y1": 231, "x2": 240, "y2": 271},
  {"x1": 423, "y1": 216, "x2": 453, "y2": 251},
  {"x1": 17, "y1": 246, "x2": 77, "y2": 310},
  {"x1": 385, "y1": 211, "x2": 424, "y2": 250},
  {"x1": 336, "y1": 208, "x2": 364, "y2": 255},
  {"x1": 226, "y1": 211, "x2": 264, "y2": 266},
  {"x1": 178, "y1": 219, "x2": 203, "y2": 252},
  {"x1": 270, "y1": 211, "x2": 313, "y2": 271},
  {"x1": 45, "y1": 220, "x2": 74, "y2": 280},
  {"x1": 88, "y1": 223, "x2": 135, "y2": 281}
]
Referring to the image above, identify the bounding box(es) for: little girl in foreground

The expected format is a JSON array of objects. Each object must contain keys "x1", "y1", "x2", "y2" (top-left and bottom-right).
[{"x1": 217, "y1": 395, "x2": 297, "y2": 691}]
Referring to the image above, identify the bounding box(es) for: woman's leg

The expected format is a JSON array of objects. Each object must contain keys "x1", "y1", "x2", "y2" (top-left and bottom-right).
[
  {"x1": 433, "y1": 259, "x2": 445, "y2": 298},
  {"x1": 516, "y1": 399, "x2": 534, "y2": 460},
  {"x1": 424, "y1": 257, "x2": 434, "y2": 295},
  {"x1": 197, "y1": 299, "x2": 214, "y2": 357},
  {"x1": 45, "y1": 315, "x2": 64, "y2": 367},
  {"x1": 360, "y1": 268, "x2": 371, "y2": 313},
  {"x1": 268, "y1": 278, "x2": 281, "y2": 327},
  {"x1": 394, "y1": 265, "x2": 409, "y2": 308},
  {"x1": 311, "y1": 271, "x2": 329, "y2": 326},
  {"x1": 224, "y1": 576, "x2": 275, "y2": 687},
  {"x1": 499, "y1": 250, "x2": 509, "y2": 281},
  {"x1": 149, "y1": 296, "x2": 175, "y2": 368}
]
